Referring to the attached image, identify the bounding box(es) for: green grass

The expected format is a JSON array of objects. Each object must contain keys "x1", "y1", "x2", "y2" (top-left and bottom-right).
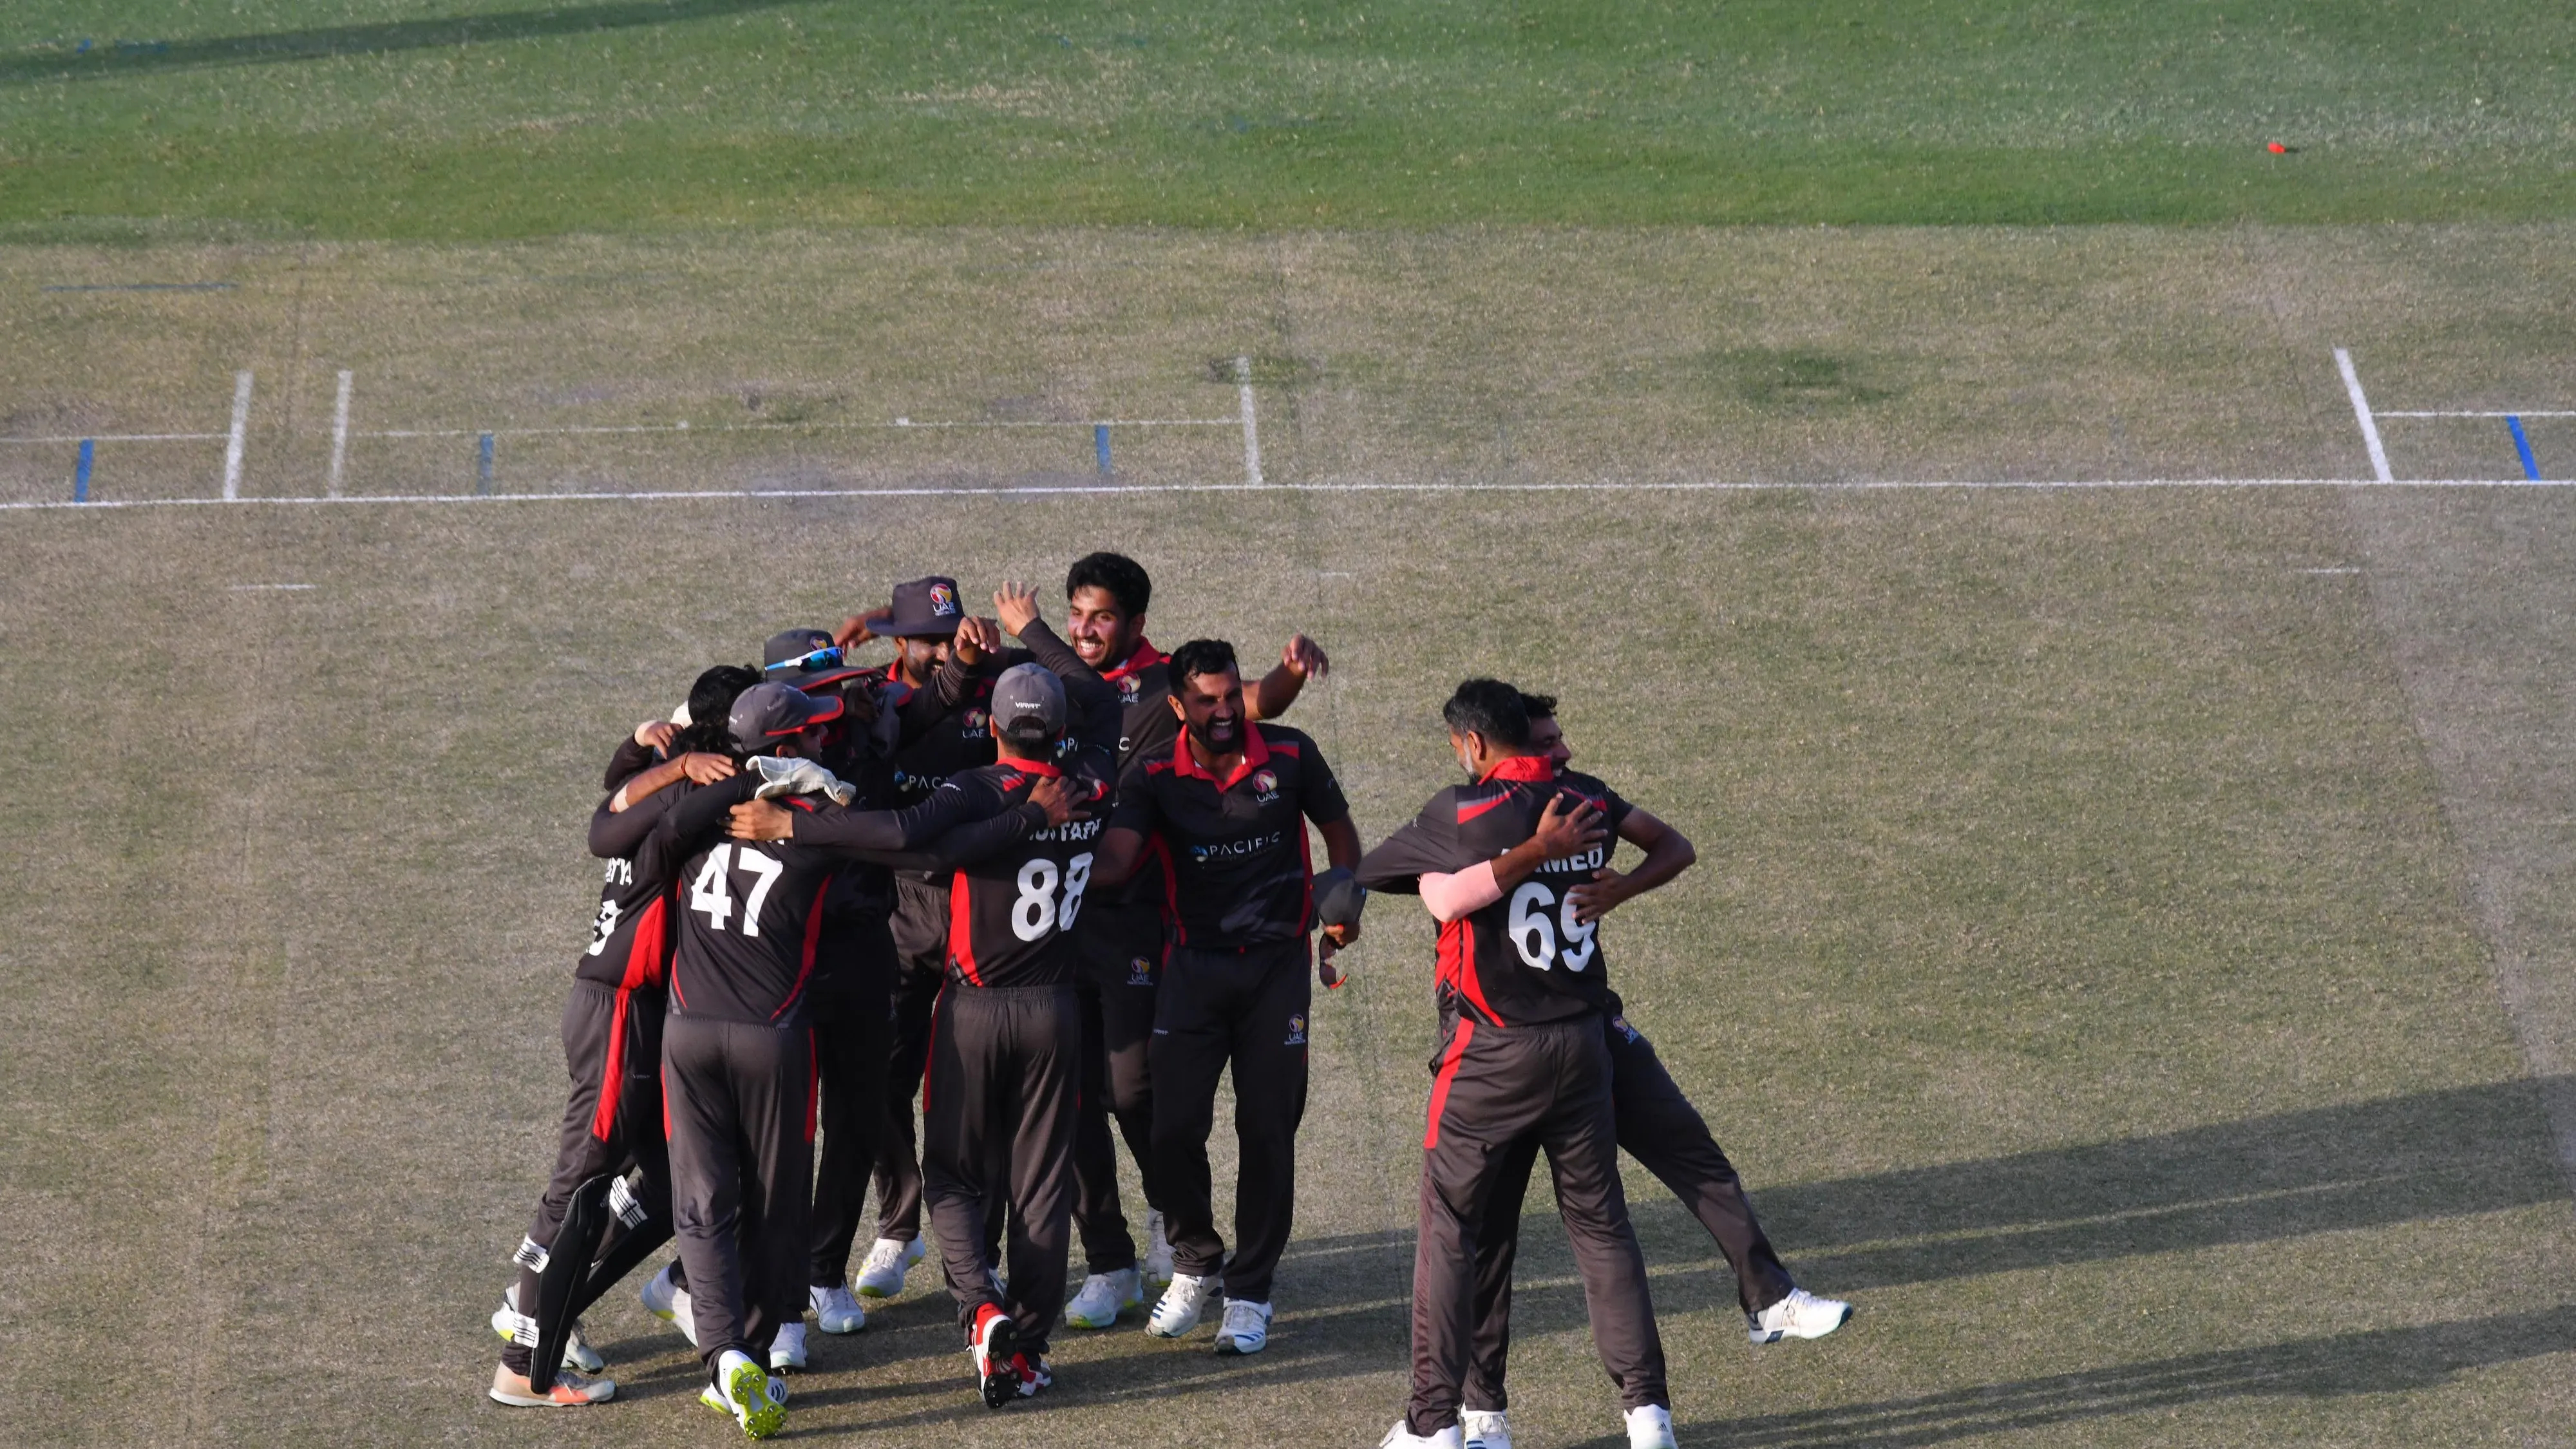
[{"x1": 3, "y1": 0, "x2": 2573, "y2": 240}]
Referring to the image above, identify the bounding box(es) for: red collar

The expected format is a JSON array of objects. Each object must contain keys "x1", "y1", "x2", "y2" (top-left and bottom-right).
[
  {"x1": 1102, "y1": 637, "x2": 1166, "y2": 683},
  {"x1": 1479, "y1": 755, "x2": 1555, "y2": 784},
  {"x1": 1173, "y1": 721, "x2": 1271, "y2": 791},
  {"x1": 999, "y1": 755, "x2": 1063, "y2": 779}
]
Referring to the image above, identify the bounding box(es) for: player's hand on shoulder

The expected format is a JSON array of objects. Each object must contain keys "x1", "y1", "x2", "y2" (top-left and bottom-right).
[
  {"x1": 1280, "y1": 633, "x2": 1329, "y2": 680},
  {"x1": 994, "y1": 582, "x2": 1041, "y2": 638},
  {"x1": 728, "y1": 798, "x2": 795, "y2": 842},
  {"x1": 635, "y1": 719, "x2": 678, "y2": 752},
  {"x1": 680, "y1": 752, "x2": 738, "y2": 785},
  {"x1": 1531, "y1": 791, "x2": 1605, "y2": 858},
  {"x1": 1028, "y1": 774, "x2": 1083, "y2": 826}
]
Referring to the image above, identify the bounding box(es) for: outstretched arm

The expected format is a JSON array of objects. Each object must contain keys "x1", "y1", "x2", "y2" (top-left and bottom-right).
[
  {"x1": 1244, "y1": 634, "x2": 1329, "y2": 722},
  {"x1": 1566, "y1": 807, "x2": 1694, "y2": 924}
]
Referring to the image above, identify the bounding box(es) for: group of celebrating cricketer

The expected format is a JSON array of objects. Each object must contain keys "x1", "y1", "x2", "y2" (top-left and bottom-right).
[{"x1": 484, "y1": 551, "x2": 1850, "y2": 1448}]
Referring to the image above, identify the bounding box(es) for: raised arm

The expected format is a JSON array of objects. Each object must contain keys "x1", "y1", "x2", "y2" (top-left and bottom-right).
[
  {"x1": 1566, "y1": 806, "x2": 1694, "y2": 924},
  {"x1": 1245, "y1": 634, "x2": 1329, "y2": 721}
]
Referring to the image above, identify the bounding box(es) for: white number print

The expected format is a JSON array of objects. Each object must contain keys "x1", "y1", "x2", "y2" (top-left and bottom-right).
[
  {"x1": 1507, "y1": 880, "x2": 1598, "y2": 972},
  {"x1": 1013, "y1": 857, "x2": 1063, "y2": 941},
  {"x1": 1009, "y1": 852, "x2": 1096, "y2": 942},
  {"x1": 1059, "y1": 853, "x2": 1094, "y2": 931},
  {"x1": 688, "y1": 844, "x2": 786, "y2": 937}
]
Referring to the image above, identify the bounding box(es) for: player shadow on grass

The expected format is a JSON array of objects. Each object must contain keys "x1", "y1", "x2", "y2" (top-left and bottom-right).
[
  {"x1": 1612, "y1": 1305, "x2": 2576, "y2": 1448},
  {"x1": 0, "y1": 0, "x2": 820, "y2": 86}
]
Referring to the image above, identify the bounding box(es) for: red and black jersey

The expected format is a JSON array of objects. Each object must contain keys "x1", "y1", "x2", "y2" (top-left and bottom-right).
[
  {"x1": 648, "y1": 775, "x2": 845, "y2": 1027},
  {"x1": 1356, "y1": 756, "x2": 1634, "y2": 1029},
  {"x1": 574, "y1": 788, "x2": 680, "y2": 991},
  {"x1": 1101, "y1": 638, "x2": 1177, "y2": 767},
  {"x1": 935, "y1": 759, "x2": 1110, "y2": 989},
  {"x1": 1108, "y1": 723, "x2": 1349, "y2": 951},
  {"x1": 878, "y1": 662, "x2": 1000, "y2": 809}
]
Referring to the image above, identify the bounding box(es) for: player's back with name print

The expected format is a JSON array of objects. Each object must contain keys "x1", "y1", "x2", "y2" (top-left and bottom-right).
[
  {"x1": 1444, "y1": 765, "x2": 1633, "y2": 1028},
  {"x1": 946, "y1": 766, "x2": 1099, "y2": 990}
]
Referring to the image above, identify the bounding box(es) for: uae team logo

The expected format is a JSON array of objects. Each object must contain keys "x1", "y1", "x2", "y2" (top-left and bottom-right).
[
  {"x1": 1284, "y1": 1012, "x2": 1307, "y2": 1046},
  {"x1": 1252, "y1": 768, "x2": 1280, "y2": 802},
  {"x1": 1117, "y1": 676, "x2": 1142, "y2": 703},
  {"x1": 1127, "y1": 956, "x2": 1155, "y2": 987},
  {"x1": 963, "y1": 709, "x2": 989, "y2": 736},
  {"x1": 929, "y1": 582, "x2": 959, "y2": 616}
]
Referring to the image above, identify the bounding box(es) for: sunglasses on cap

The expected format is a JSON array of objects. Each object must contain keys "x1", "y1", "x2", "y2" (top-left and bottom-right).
[{"x1": 764, "y1": 645, "x2": 849, "y2": 676}]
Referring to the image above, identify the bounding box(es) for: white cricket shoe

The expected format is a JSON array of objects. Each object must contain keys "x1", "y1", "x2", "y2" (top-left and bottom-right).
[
  {"x1": 1625, "y1": 1405, "x2": 1676, "y2": 1449},
  {"x1": 491, "y1": 1285, "x2": 605, "y2": 1373},
  {"x1": 700, "y1": 1351, "x2": 788, "y2": 1439},
  {"x1": 1748, "y1": 1287, "x2": 1851, "y2": 1345},
  {"x1": 1063, "y1": 1267, "x2": 1143, "y2": 1329},
  {"x1": 488, "y1": 1361, "x2": 614, "y2": 1406},
  {"x1": 1380, "y1": 1422, "x2": 1465, "y2": 1449},
  {"x1": 1142, "y1": 1210, "x2": 1175, "y2": 1285},
  {"x1": 1461, "y1": 1408, "x2": 1513, "y2": 1449},
  {"x1": 811, "y1": 1282, "x2": 867, "y2": 1334},
  {"x1": 857, "y1": 1236, "x2": 925, "y2": 1298},
  {"x1": 770, "y1": 1319, "x2": 807, "y2": 1372},
  {"x1": 1146, "y1": 1272, "x2": 1215, "y2": 1338},
  {"x1": 639, "y1": 1262, "x2": 699, "y2": 1347},
  {"x1": 1213, "y1": 1297, "x2": 1271, "y2": 1355}
]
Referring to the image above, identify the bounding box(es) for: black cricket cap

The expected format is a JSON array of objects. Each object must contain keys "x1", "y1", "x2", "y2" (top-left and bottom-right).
[
  {"x1": 763, "y1": 627, "x2": 869, "y2": 691},
  {"x1": 728, "y1": 681, "x2": 846, "y2": 752},
  {"x1": 880, "y1": 576, "x2": 968, "y2": 638}
]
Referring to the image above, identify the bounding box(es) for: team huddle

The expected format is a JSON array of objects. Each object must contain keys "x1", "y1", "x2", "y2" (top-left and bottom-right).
[{"x1": 485, "y1": 553, "x2": 1849, "y2": 1448}]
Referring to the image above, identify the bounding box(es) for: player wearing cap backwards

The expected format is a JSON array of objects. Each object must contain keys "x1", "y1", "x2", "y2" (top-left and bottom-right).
[
  {"x1": 1053, "y1": 551, "x2": 1329, "y2": 1329},
  {"x1": 486, "y1": 665, "x2": 757, "y2": 1408},
  {"x1": 649, "y1": 681, "x2": 1082, "y2": 1439},
  {"x1": 1444, "y1": 695, "x2": 1849, "y2": 1449},
  {"x1": 1356, "y1": 680, "x2": 1672, "y2": 1449},
  {"x1": 1086, "y1": 639, "x2": 1363, "y2": 1358}
]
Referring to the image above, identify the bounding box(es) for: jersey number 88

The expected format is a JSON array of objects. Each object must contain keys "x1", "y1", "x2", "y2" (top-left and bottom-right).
[{"x1": 1012, "y1": 853, "x2": 1095, "y2": 942}]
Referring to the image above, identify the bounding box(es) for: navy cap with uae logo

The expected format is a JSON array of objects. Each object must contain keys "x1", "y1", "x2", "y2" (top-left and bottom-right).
[
  {"x1": 728, "y1": 681, "x2": 846, "y2": 752},
  {"x1": 992, "y1": 663, "x2": 1068, "y2": 746},
  {"x1": 880, "y1": 576, "x2": 967, "y2": 638},
  {"x1": 762, "y1": 627, "x2": 870, "y2": 692}
]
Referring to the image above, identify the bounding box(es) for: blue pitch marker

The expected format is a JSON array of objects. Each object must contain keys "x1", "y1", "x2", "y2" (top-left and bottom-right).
[
  {"x1": 2507, "y1": 415, "x2": 2542, "y2": 481},
  {"x1": 1095, "y1": 423, "x2": 1113, "y2": 476},
  {"x1": 477, "y1": 432, "x2": 496, "y2": 495},
  {"x1": 73, "y1": 438, "x2": 92, "y2": 502}
]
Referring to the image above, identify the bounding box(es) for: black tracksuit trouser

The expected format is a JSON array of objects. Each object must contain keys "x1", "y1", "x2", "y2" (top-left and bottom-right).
[
  {"x1": 1464, "y1": 1009, "x2": 1794, "y2": 1410},
  {"x1": 665, "y1": 1013, "x2": 813, "y2": 1369},
  {"x1": 922, "y1": 983, "x2": 1081, "y2": 1354},
  {"x1": 1069, "y1": 907, "x2": 1166, "y2": 1273},
  {"x1": 1409, "y1": 1014, "x2": 1666, "y2": 1437},
  {"x1": 1150, "y1": 936, "x2": 1311, "y2": 1303},
  {"x1": 807, "y1": 914, "x2": 896, "y2": 1288},
  {"x1": 502, "y1": 978, "x2": 670, "y2": 1375},
  {"x1": 872, "y1": 877, "x2": 948, "y2": 1244}
]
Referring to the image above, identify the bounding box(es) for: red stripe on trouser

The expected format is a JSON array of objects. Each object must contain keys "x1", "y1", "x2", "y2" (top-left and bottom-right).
[
  {"x1": 805, "y1": 1028, "x2": 820, "y2": 1143},
  {"x1": 590, "y1": 987, "x2": 632, "y2": 1141},
  {"x1": 921, "y1": 987, "x2": 945, "y2": 1119},
  {"x1": 1423, "y1": 1019, "x2": 1476, "y2": 1150}
]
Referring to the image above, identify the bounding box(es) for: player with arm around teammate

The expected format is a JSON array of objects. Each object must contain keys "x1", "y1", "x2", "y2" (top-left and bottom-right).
[
  {"x1": 1357, "y1": 680, "x2": 1672, "y2": 1449},
  {"x1": 1085, "y1": 638, "x2": 1363, "y2": 1358},
  {"x1": 1444, "y1": 696, "x2": 1848, "y2": 1449},
  {"x1": 485, "y1": 666, "x2": 755, "y2": 1408}
]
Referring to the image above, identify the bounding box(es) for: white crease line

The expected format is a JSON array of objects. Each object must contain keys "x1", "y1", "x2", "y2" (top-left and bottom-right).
[
  {"x1": 11, "y1": 477, "x2": 2576, "y2": 513},
  {"x1": 352, "y1": 418, "x2": 1238, "y2": 439},
  {"x1": 2382, "y1": 410, "x2": 2576, "y2": 418},
  {"x1": 227, "y1": 583, "x2": 316, "y2": 591},
  {"x1": 2297, "y1": 567, "x2": 2363, "y2": 574},
  {"x1": 2334, "y1": 348, "x2": 2394, "y2": 485},
  {"x1": 0, "y1": 433, "x2": 229, "y2": 444}
]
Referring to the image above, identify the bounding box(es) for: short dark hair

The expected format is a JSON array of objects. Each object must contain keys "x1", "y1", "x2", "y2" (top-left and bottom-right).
[
  {"x1": 1444, "y1": 678, "x2": 1531, "y2": 748},
  {"x1": 672, "y1": 663, "x2": 762, "y2": 757},
  {"x1": 1518, "y1": 692, "x2": 1558, "y2": 721},
  {"x1": 1066, "y1": 551, "x2": 1151, "y2": 618},
  {"x1": 1167, "y1": 638, "x2": 1239, "y2": 687}
]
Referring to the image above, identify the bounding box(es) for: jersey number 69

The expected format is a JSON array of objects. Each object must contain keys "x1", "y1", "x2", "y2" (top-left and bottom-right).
[{"x1": 1508, "y1": 880, "x2": 1599, "y2": 972}]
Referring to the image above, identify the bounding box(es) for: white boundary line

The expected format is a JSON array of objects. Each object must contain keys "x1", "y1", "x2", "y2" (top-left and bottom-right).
[
  {"x1": 0, "y1": 433, "x2": 227, "y2": 444},
  {"x1": 2382, "y1": 410, "x2": 2576, "y2": 419},
  {"x1": 2334, "y1": 348, "x2": 2394, "y2": 484},
  {"x1": 14, "y1": 477, "x2": 2576, "y2": 513},
  {"x1": 221, "y1": 370, "x2": 254, "y2": 502},
  {"x1": 327, "y1": 370, "x2": 354, "y2": 497},
  {"x1": 1237, "y1": 356, "x2": 1263, "y2": 487}
]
